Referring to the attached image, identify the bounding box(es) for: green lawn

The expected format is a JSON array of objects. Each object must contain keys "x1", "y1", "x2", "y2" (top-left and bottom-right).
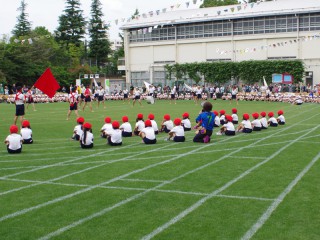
[{"x1": 0, "y1": 99, "x2": 319, "y2": 240}]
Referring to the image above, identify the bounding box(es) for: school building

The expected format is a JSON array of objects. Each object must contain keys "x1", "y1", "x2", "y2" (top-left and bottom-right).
[{"x1": 120, "y1": 0, "x2": 320, "y2": 87}]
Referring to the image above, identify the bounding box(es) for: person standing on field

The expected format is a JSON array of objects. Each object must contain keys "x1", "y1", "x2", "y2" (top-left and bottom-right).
[{"x1": 13, "y1": 86, "x2": 26, "y2": 126}]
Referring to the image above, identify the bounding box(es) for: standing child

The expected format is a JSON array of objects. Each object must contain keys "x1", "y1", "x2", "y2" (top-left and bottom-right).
[
  {"x1": 134, "y1": 113, "x2": 145, "y2": 136},
  {"x1": 139, "y1": 119, "x2": 157, "y2": 144},
  {"x1": 167, "y1": 118, "x2": 185, "y2": 142},
  {"x1": 231, "y1": 108, "x2": 239, "y2": 124},
  {"x1": 67, "y1": 86, "x2": 79, "y2": 120},
  {"x1": 148, "y1": 113, "x2": 159, "y2": 134},
  {"x1": 133, "y1": 87, "x2": 142, "y2": 107},
  {"x1": 213, "y1": 111, "x2": 220, "y2": 127},
  {"x1": 216, "y1": 115, "x2": 235, "y2": 136},
  {"x1": 4, "y1": 125, "x2": 23, "y2": 154},
  {"x1": 13, "y1": 86, "x2": 26, "y2": 126},
  {"x1": 120, "y1": 116, "x2": 132, "y2": 137},
  {"x1": 26, "y1": 86, "x2": 36, "y2": 111},
  {"x1": 21, "y1": 120, "x2": 33, "y2": 144},
  {"x1": 219, "y1": 110, "x2": 226, "y2": 125},
  {"x1": 101, "y1": 117, "x2": 113, "y2": 138},
  {"x1": 160, "y1": 114, "x2": 173, "y2": 133},
  {"x1": 80, "y1": 122, "x2": 94, "y2": 149},
  {"x1": 181, "y1": 112, "x2": 191, "y2": 131},
  {"x1": 105, "y1": 121, "x2": 122, "y2": 146},
  {"x1": 277, "y1": 110, "x2": 286, "y2": 125},
  {"x1": 72, "y1": 117, "x2": 84, "y2": 141},
  {"x1": 193, "y1": 102, "x2": 216, "y2": 143},
  {"x1": 82, "y1": 85, "x2": 94, "y2": 112},
  {"x1": 251, "y1": 112, "x2": 262, "y2": 131},
  {"x1": 236, "y1": 113, "x2": 253, "y2": 133},
  {"x1": 268, "y1": 112, "x2": 278, "y2": 127},
  {"x1": 260, "y1": 112, "x2": 268, "y2": 129}
]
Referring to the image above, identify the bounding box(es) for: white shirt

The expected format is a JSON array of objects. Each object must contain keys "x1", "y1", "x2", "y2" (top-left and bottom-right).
[
  {"x1": 21, "y1": 128, "x2": 32, "y2": 140},
  {"x1": 151, "y1": 120, "x2": 159, "y2": 132},
  {"x1": 163, "y1": 120, "x2": 173, "y2": 130},
  {"x1": 277, "y1": 115, "x2": 285, "y2": 123},
  {"x1": 80, "y1": 131, "x2": 94, "y2": 145},
  {"x1": 135, "y1": 120, "x2": 145, "y2": 131},
  {"x1": 107, "y1": 129, "x2": 122, "y2": 143},
  {"x1": 170, "y1": 126, "x2": 185, "y2": 137},
  {"x1": 149, "y1": 86, "x2": 155, "y2": 94},
  {"x1": 241, "y1": 120, "x2": 252, "y2": 129},
  {"x1": 134, "y1": 90, "x2": 141, "y2": 96},
  {"x1": 231, "y1": 88, "x2": 238, "y2": 95},
  {"x1": 6, "y1": 134, "x2": 23, "y2": 150},
  {"x1": 98, "y1": 89, "x2": 105, "y2": 96},
  {"x1": 74, "y1": 124, "x2": 83, "y2": 136},
  {"x1": 232, "y1": 114, "x2": 238, "y2": 122},
  {"x1": 101, "y1": 123, "x2": 113, "y2": 133},
  {"x1": 224, "y1": 122, "x2": 235, "y2": 131},
  {"x1": 220, "y1": 115, "x2": 226, "y2": 122},
  {"x1": 269, "y1": 117, "x2": 278, "y2": 124},
  {"x1": 260, "y1": 118, "x2": 268, "y2": 128},
  {"x1": 170, "y1": 87, "x2": 176, "y2": 95},
  {"x1": 15, "y1": 92, "x2": 25, "y2": 105},
  {"x1": 123, "y1": 89, "x2": 128, "y2": 94},
  {"x1": 120, "y1": 122, "x2": 132, "y2": 132},
  {"x1": 214, "y1": 115, "x2": 220, "y2": 126},
  {"x1": 252, "y1": 119, "x2": 262, "y2": 128},
  {"x1": 181, "y1": 119, "x2": 191, "y2": 128},
  {"x1": 68, "y1": 92, "x2": 78, "y2": 103},
  {"x1": 196, "y1": 89, "x2": 202, "y2": 95},
  {"x1": 141, "y1": 127, "x2": 156, "y2": 140}
]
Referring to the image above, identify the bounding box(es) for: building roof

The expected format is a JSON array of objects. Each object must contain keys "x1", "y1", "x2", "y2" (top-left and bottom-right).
[{"x1": 121, "y1": 0, "x2": 320, "y2": 30}]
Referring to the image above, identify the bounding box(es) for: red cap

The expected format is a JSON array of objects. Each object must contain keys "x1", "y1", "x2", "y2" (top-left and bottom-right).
[
  {"x1": 174, "y1": 118, "x2": 182, "y2": 126},
  {"x1": 226, "y1": 115, "x2": 233, "y2": 122},
  {"x1": 268, "y1": 112, "x2": 274, "y2": 117},
  {"x1": 122, "y1": 116, "x2": 128, "y2": 122},
  {"x1": 145, "y1": 119, "x2": 152, "y2": 127},
  {"x1": 9, "y1": 125, "x2": 19, "y2": 134},
  {"x1": 77, "y1": 117, "x2": 84, "y2": 124},
  {"x1": 182, "y1": 112, "x2": 189, "y2": 118},
  {"x1": 213, "y1": 111, "x2": 219, "y2": 116},
  {"x1": 277, "y1": 110, "x2": 284, "y2": 115},
  {"x1": 252, "y1": 113, "x2": 259, "y2": 119},
  {"x1": 148, "y1": 113, "x2": 155, "y2": 120},
  {"x1": 137, "y1": 113, "x2": 143, "y2": 119},
  {"x1": 232, "y1": 108, "x2": 237, "y2": 113},
  {"x1": 112, "y1": 121, "x2": 120, "y2": 129},
  {"x1": 83, "y1": 122, "x2": 92, "y2": 129},
  {"x1": 22, "y1": 120, "x2": 30, "y2": 127},
  {"x1": 220, "y1": 110, "x2": 226, "y2": 115},
  {"x1": 104, "y1": 117, "x2": 111, "y2": 123},
  {"x1": 243, "y1": 113, "x2": 250, "y2": 120},
  {"x1": 260, "y1": 112, "x2": 266, "y2": 117},
  {"x1": 164, "y1": 114, "x2": 170, "y2": 121}
]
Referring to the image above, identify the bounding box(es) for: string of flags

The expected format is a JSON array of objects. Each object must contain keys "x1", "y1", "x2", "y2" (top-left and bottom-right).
[{"x1": 215, "y1": 33, "x2": 320, "y2": 55}]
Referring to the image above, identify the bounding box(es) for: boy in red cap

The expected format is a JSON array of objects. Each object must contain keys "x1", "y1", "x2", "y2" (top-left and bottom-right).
[
  {"x1": 80, "y1": 122, "x2": 94, "y2": 148},
  {"x1": 216, "y1": 115, "x2": 235, "y2": 136},
  {"x1": 236, "y1": 113, "x2": 253, "y2": 133},
  {"x1": 260, "y1": 112, "x2": 268, "y2": 129},
  {"x1": 13, "y1": 86, "x2": 26, "y2": 126},
  {"x1": 134, "y1": 113, "x2": 145, "y2": 136},
  {"x1": 251, "y1": 112, "x2": 262, "y2": 131},
  {"x1": 120, "y1": 116, "x2": 132, "y2": 137},
  {"x1": 167, "y1": 118, "x2": 185, "y2": 142},
  {"x1": 139, "y1": 119, "x2": 157, "y2": 144},
  {"x1": 5, "y1": 125, "x2": 23, "y2": 154},
  {"x1": 148, "y1": 113, "x2": 159, "y2": 134},
  {"x1": 100, "y1": 117, "x2": 113, "y2": 138},
  {"x1": 160, "y1": 114, "x2": 173, "y2": 133},
  {"x1": 277, "y1": 110, "x2": 285, "y2": 125},
  {"x1": 219, "y1": 110, "x2": 226, "y2": 125},
  {"x1": 105, "y1": 121, "x2": 122, "y2": 146},
  {"x1": 67, "y1": 86, "x2": 79, "y2": 120},
  {"x1": 21, "y1": 120, "x2": 33, "y2": 144},
  {"x1": 181, "y1": 112, "x2": 191, "y2": 131},
  {"x1": 72, "y1": 117, "x2": 84, "y2": 141},
  {"x1": 231, "y1": 108, "x2": 239, "y2": 124},
  {"x1": 213, "y1": 111, "x2": 220, "y2": 127},
  {"x1": 268, "y1": 112, "x2": 278, "y2": 127}
]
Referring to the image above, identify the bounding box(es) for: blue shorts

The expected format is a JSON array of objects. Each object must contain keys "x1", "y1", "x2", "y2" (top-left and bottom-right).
[
  {"x1": 173, "y1": 136, "x2": 185, "y2": 142},
  {"x1": 143, "y1": 137, "x2": 156, "y2": 144},
  {"x1": 16, "y1": 104, "x2": 25, "y2": 116}
]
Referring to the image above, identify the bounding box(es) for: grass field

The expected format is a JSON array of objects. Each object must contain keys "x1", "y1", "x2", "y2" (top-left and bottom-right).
[{"x1": 0, "y1": 99, "x2": 320, "y2": 240}]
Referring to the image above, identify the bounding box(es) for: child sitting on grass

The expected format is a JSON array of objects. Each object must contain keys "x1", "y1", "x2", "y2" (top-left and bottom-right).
[
  {"x1": 5, "y1": 125, "x2": 23, "y2": 154},
  {"x1": 193, "y1": 102, "x2": 216, "y2": 143},
  {"x1": 167, "y1": 118, "x2": 185, "y2": 142}
]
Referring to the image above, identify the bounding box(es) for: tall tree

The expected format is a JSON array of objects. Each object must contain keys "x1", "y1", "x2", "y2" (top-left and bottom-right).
[
  {"x1": 56, "y1": 0, "x2": 86, "y2": 48},
  {"x1": 200, "y1": 0, "x2": 238, "y2": 8},
  {"x1": 12, "y1": 0, "x2": 32, "y2": 37},
  {"x1": 88, "y1": 0, "x2": 111, "y2": 67}
]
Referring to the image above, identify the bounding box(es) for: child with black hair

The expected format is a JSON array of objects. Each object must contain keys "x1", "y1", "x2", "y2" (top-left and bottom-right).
[
  {"x1": 134, "y1": 113, "x2": 145, "y2": 136},
  {"x1": 21, "y1": 120, "x2": 33, "y2": 144},
  {"x1": 5, "y1": 125, "x2": 23, "y2": 154},
  {"x1": 193, "y1": 101, "x2": 216, "y2": 143},
  {"x1": 80, "y1": 122, "x2": 94, "y2": 149},
  {"x1": 181, "y1": 112, "x2": 191, "y2": 131},
  {"x1": 72, "y1": 117, "x2": 84, "y2": 141},
  {"x1": 13, "y1": 86, "x2": 26, "y2": 126}
]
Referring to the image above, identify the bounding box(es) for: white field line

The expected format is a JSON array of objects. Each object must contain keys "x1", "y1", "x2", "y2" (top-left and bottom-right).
[
  {"x1": 119, "y1": 179, "x2": 168, "y2": 183},
  {"x1": 139, "y1": 126, "x2": 318, "y2": 240},
  {"x1": 37, "y1": 115, "x2": 315, "y2": 240},
  {"x1": 241, "y1": 151, "x2": 320, "y2": 240},
  {"x1": 0, "y1": 143, "x2": 175, "y2": 197},
  {"x1": 215, "y1": 194, "x2": 275, "y2": 202}
]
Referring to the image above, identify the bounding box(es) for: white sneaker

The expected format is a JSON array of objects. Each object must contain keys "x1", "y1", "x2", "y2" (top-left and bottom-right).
[
  {"x1": 164, "y1": 138, "x2": 170, "y2": 141},
  {"x1": 216, "y1": 132, "x2": 222, "y2": 135}
]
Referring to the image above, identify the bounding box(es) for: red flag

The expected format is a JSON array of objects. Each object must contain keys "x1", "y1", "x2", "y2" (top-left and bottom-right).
[{"x1": 34, "y1": 68, "x2": 60, "y2": 98}]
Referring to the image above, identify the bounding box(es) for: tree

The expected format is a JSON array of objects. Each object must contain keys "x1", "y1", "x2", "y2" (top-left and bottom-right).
[
  {"x1": 56, "y1": 0, "x2": 86, "y2": 48},
  {"x1": 12, "y1": 0, "x2": 32, "y2": 37},
  {"x1": 200, "y1": 0, "x2": 238, "y2": 8},
  {"x1": 88, "y1": 0, "x2": 111, "y2": 67}
]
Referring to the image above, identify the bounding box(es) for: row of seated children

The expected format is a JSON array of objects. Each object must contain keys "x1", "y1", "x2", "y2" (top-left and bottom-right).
[{"x1": 4, "y1": 120, "x2": 33, "y2": 154}]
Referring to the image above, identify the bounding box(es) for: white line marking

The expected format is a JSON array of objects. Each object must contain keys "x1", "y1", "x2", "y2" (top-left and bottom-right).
[
  {"x1": 241, "y1": 151, "x2": 320, "y2": 240},
  {"x1": 119, "y1": 179, "x2": 168, "y2": 183}
]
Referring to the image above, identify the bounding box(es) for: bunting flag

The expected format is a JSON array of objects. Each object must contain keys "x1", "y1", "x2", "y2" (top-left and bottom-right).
[
  {"x1": 34, "y1": 68, "x2": 60, "y2": 98},
  {"x1": 156, "y1": 10, "x2": 160, "y2": 15}
]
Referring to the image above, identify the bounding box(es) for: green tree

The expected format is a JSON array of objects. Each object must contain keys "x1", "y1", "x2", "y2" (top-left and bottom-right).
[
  {"x1": 88, "y1": 0, "x2": 111, "y2": 67},
  {"x1": 200, "y1": 0, "x2": 238, "y2": 8},
  {"x1": 56, "y1": 0, "x2": 86, "y2": 48},
  {"x1": 12, "y1": 0, "x2": 32, "y2": 37}
]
